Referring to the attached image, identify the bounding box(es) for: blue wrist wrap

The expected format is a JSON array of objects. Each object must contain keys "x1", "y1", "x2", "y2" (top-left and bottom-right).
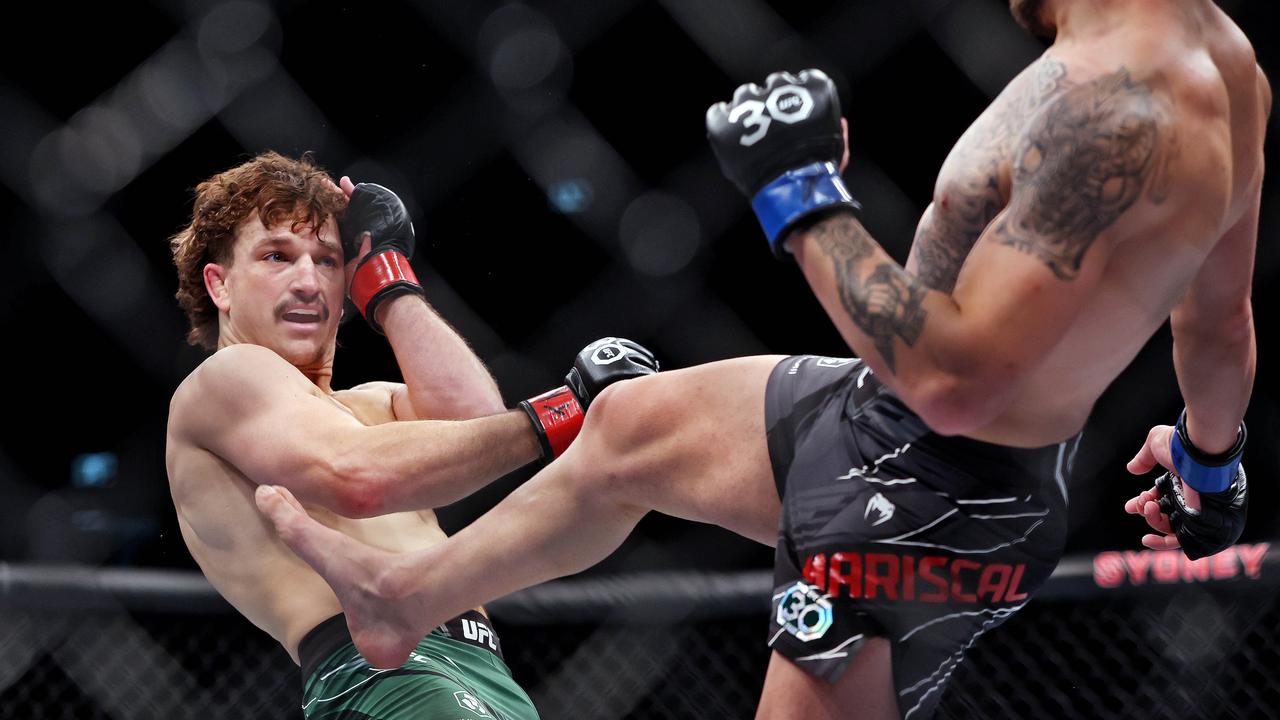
[
  {"x1": 1170, "y1": 410, "x2": 1246, "y2": 493},
  {"x1": 750, "y1": 161, "x2": 861, "y2": 255}
]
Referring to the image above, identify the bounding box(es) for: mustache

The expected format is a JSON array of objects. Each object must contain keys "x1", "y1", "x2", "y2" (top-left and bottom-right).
[{"x1": 275, "y1": 299, "x2": 331, "y2": 320}]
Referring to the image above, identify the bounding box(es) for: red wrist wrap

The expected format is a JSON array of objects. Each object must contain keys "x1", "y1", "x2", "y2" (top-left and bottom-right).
[
  {"x1": 524, "y1": 386, "x2": 584, "y2": 459},
  {"x1": 350, "y1": 251, "x2": 420, "y2": 318}
]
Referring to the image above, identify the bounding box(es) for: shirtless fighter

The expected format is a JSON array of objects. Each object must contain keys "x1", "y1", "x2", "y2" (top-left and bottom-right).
[
  {"x1": 165, "y1": 152, "x2": 656, "y2": 719},
  {"x1": 256, "y1": 2, "x2": 1268, "y2": 717}
]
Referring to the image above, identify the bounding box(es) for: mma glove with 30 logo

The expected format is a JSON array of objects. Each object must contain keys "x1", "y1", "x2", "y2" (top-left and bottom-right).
[
  {"x1": 706, "y1": 69, "x2": 862, "y2": 257},
  {"x1": 519, "y1": 338, "x2": 659, "y2": 464}
]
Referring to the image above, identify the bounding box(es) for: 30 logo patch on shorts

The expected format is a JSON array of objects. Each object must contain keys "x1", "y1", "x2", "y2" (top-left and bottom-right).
[{"x1": 775, "y1": 581, "x2": 833, "y2": 642}]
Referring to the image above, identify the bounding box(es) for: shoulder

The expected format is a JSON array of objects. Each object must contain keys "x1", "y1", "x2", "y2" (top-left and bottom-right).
[
  {"x1": 1032, "y1": 54, "x2": 1225, "y2": 201},
  {"x1": 185, "y1": 344, "x2": 307, "y2": 404},
  {"x1": 169, "y1": 345, "x2": 306, "y2": 433},
  {"x1": 191, "y1": 344, "x2": 295, "y2": 380},
  {"x1": 1011, "y1": 58, "x2": 1181, "y2": 212}
]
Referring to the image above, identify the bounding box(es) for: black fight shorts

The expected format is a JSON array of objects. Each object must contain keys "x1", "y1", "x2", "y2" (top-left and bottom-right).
[{"x1": 765, "y1": 356, "x2": 1079, "y2": 720}]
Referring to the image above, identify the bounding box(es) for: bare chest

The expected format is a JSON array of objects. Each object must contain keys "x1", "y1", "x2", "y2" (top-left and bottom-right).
[
  {"x1": 928, "y1": 118, "x2": 1015, "y2": 234},
  {"x1": 909, "y1": 59, "x2": 1068, "y2": 290}
]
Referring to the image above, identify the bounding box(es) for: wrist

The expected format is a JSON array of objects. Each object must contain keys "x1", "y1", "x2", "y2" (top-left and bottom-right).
[
  {"x1": 519, "y1": 386, "x2": 584, "y2": 462},
  {"x1": 372, "y1": 290, "x2": 428, "y2": 333},
  {"x1": 349, "y1": 250, "x2": 425, "y2": 334},
  {"x1": 751, "y1": 161, "x2": 862, "y2": 258},
  {"x1": 1170, "y1": 409, "x2": 1246, "y2": 493}
]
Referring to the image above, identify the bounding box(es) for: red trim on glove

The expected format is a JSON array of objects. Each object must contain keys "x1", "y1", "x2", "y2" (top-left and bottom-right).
[
  {"x1": 525, "y1": 386, "x2": 584, "y2": 459},
  {"x1": 350, "y1": 251, "x2": 420, "y2": 318}
]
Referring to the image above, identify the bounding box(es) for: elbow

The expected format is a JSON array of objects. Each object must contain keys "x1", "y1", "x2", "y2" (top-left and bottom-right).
[
  {"x1": 339, "y1": 481, "x2": 387, "y2": 519},
  {"x1": 908, "y1": 371, "x2": 1013, "y2": 437},
  {"x1": 324, "y1": 453, "x2": 389, "y2": 519},
  {"x1": 1173, "y1": 298, "x2": 1255, "y2": 347}
]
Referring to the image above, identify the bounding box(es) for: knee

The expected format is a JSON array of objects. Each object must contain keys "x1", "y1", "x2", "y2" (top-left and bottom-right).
[
  {"x1": 580, "y1": 373, "x2": 671, "y2": 452},
  {"x1": 563, "y1": 374, "x2": 672, "y2": 499}
]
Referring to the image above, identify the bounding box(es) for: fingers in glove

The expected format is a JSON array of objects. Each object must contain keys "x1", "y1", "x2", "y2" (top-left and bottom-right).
[
  {"x1": 1142, "y1": 500, "x2": 1173, "y2": 535},
  {"x1": 1142, "y1": 533, "x2": 1182, "y2": 551}
]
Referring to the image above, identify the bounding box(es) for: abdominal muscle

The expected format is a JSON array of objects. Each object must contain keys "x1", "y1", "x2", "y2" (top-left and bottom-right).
[
  {"x1": 965, "y1": 235, "x2": 1208, "y2": 448},
  {"x1": 174, "y1": 458, "x2": 448, "y2": 664}
]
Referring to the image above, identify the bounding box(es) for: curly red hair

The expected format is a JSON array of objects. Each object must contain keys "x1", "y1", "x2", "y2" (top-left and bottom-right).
[{"x1": 170, "y1": 152, "x2": 346, "y2": 349}]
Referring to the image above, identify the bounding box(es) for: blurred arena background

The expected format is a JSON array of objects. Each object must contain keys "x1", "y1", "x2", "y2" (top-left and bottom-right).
[{"x1": 1, "y1": 0, "x2": 1277, "y2": 717}]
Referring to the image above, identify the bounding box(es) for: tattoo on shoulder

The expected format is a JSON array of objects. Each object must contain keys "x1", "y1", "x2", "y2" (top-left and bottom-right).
[
  {"x1": 809, "y1": 215, "x2": 928, "y2": 373},
  {"x1": 992, "y1": 66, "x2": 1176, "y2": 280}
]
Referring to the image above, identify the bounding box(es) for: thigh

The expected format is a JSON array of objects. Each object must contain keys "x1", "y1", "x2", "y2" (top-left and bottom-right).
[
  {"x1": 755, "y1": 643, "x2": 899, "y2": 720},
  {"x1": 571, "y1": 355, "x2": 786, "y2": 545}
]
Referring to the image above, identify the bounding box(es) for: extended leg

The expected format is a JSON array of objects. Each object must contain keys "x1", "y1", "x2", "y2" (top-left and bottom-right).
[{"x1": 259, "y1": 355, "x2": 786, "y2": 667}]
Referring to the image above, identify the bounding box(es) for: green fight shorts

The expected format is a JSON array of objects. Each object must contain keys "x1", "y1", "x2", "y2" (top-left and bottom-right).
[{"x1": 299, "y1": 611, "x2": 538, "y2": 720}]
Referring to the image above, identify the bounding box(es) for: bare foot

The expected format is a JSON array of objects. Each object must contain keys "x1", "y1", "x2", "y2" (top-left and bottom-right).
[{"x1": 254, "y1": 485, "x2": 436, "y2": 667}]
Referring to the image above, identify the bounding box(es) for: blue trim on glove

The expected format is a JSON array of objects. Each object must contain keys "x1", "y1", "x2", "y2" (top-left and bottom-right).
[
  {"x1": 1170, "y1": 410, "x2": 1246, "y2": 493},
  {"x1": 750, "y1": 162, "x2": 861, "y2": 256}
]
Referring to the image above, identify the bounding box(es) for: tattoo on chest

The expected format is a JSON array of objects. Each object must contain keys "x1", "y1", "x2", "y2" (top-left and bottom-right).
[
  {"x1": 810, "y1": 215, "x2": 928, "y2": 373},
  {"x1": 991, "y1": 66, "x2": 1175, "y2": 280},
  {"x1": 913, "y1": 61, "x2": 1069, "y2": 292}
]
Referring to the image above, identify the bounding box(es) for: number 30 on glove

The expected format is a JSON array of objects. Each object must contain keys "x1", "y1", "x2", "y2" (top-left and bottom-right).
[{"x1": 706, "y1": 69, "x2": 862, "y2": 257}]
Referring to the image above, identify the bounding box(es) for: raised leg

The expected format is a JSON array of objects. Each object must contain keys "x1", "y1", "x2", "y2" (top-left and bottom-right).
[{"x1": 258, "y1": 355, "x2": 786, "y2": 667}]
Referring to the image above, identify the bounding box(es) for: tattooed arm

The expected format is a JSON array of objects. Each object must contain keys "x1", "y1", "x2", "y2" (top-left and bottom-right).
[{"x1": 787, "y1": 68, "x2": 1179, "y2": 434}]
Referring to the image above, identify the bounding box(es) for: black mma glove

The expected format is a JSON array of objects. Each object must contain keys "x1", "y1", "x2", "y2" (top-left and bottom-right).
[
  {"x1": 706, "y1": 68, "x2": 862, "y2": 257},
  {"x1": 1157, "y1": 410, "x2": 1249, "y2": 560},
  {"x1": 341, "y1": 183, "x2": 425, "y2": 334},
  {"x1": 519, "y1": 338, "x2": 659, "y2": 463}
]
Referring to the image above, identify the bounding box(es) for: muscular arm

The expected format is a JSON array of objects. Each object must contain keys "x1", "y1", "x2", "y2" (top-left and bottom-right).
[
  {"x1": 376, "y1": 294, "x2": 504, "y2": 421},
  {"x1": 787, "y1": 67, "x2": 1180, "y2": 434},
  {"x1": 338, "y1": 177, "x2": 502, "y2": 422},
  {"x1": 1167, "y1": 64, "x2": 1266, "y2": 450},
  {"x1": 1171, "y1": 187, "x2": 1259, "y2": 453},
  {"x1": 176, "y1": 344, "x2": 539, "y2": 517}
]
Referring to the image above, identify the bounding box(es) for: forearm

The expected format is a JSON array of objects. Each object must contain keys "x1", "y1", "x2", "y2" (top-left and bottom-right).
[
  {"x1": 335, "y1": 410, "x2": 540, "y2": 517},
  {"x1": 1172, "y1": 312, "x2": 1256, "y2": 453},
  {"x1": 378, "y1": 294, "x2": 504, "y2": 420},
  {"x1": 788, "y1": 212, "x2": 1000, "y2": 431}
]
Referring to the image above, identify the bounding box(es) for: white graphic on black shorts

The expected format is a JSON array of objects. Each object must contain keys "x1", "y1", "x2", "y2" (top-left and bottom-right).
[
  {"x1": 896, "y1": 605, "x2": 1024, "y2": 720},
  {"x1": 461, "y1": 618, "x2": 498, "y2": 651},
  {"x1": 795, "y1": 633, "x2": 864, "y2": 663},
  {"x1": 864, "y1": 492, "x2": 895, "y2": 526},
  {"x1": 774, "y1": 581, "x2": 833, "y2": 642},
  {"x1": 815, "y1": 357, "x2": 857, "y2": 369},
  {"x1": 836, "y1": 443, "x2": 912, "y2": 483}
]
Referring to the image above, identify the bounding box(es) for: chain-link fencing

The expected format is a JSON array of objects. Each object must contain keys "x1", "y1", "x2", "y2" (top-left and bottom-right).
[{"x1": 2, "y1": 548, "x2": 1276, "y2": 719}]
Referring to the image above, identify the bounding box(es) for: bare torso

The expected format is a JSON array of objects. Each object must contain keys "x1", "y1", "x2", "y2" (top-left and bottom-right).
[
  {"x1": 166, "y1": 372, "x2": 447, "y2": 664},
  {"x1": 906, "y1": 4, "x2": 1268, "y2": 446}
]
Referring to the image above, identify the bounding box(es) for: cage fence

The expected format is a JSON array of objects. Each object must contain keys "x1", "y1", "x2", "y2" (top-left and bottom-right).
[{"x1": 2, "y1": 545, "x2": 1277, "y2": 719}]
